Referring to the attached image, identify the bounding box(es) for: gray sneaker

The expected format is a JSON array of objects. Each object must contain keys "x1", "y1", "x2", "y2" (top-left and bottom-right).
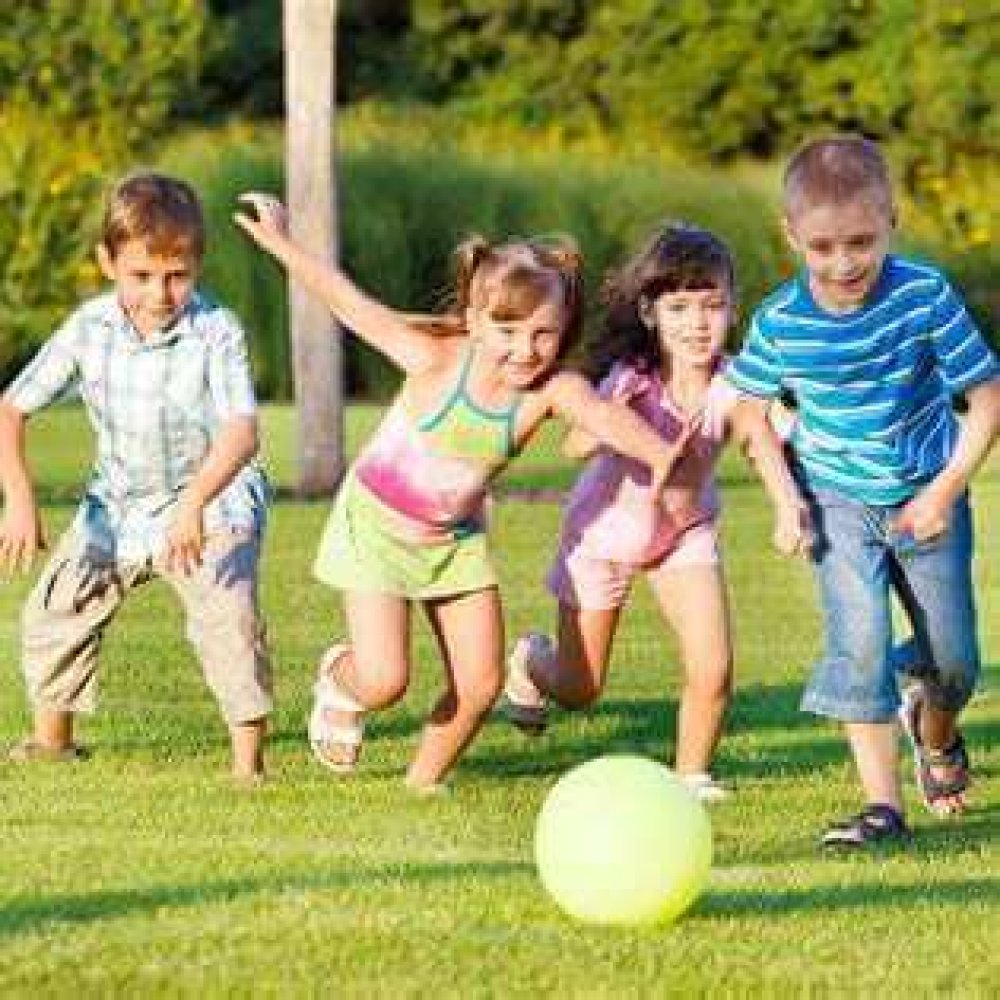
[{"x1": 503, "y1": 632, "x2": 552, "y2": 734}]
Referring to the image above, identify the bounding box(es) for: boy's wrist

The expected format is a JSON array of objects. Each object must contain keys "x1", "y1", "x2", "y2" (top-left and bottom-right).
[{"x1": 177, "y1": 487, "x2": 207, "y2": 514}]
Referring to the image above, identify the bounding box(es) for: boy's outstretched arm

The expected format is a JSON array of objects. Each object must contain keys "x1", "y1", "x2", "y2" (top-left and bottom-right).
[
  {"x1": 729, "y1": 397, "x2": 812, "y2": 557},
  {"x1": 0, "y1": 401, "x2": 44, "y2": 574},
  {"x1": 896, "y1": 378, "x2": 1000, "y2": 541},
  {"x1": 234, "y1": 194, "x2": 450, "y2": 374},
  {"x1": 544, "y1": 371, "x2": 696, "y2": 495},
  {"x1": 165, "y1": 416, "x2": 259, "y2": 575}
]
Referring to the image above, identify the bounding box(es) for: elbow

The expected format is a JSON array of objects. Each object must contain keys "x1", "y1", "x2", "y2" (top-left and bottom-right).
[
  {"x1": 236, "y1": 416, "x2": 260, "y2": 463},
  {"x1": 245, "y1": 423, "x2": 260, "y2": 462}
]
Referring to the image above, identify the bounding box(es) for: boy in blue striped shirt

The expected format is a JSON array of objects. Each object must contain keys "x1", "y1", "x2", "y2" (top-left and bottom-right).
[
  {"x1": 0, "y1": 173, "x2": 272, "y2": 782},
  {"x1": 727, "y1": 136, "x2": 1000, "y2": 848}
]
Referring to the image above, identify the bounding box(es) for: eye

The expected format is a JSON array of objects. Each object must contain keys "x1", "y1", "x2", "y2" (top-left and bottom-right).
[
  {"x1": 847, "y1": 235, "x2": 876, "y2": 251},
  {"x1": 807, "y1": 240, "x2": 834, "y2": 255}
]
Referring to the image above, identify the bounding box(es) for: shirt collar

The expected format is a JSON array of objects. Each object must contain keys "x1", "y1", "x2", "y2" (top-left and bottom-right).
[{"x1": 102, "y1": 292, "x2": 201, "y2": 349}]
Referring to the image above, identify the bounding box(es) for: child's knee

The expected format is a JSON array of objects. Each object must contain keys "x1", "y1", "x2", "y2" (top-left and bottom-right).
[
  {"x1": 557, "y1": 670, "x2": 603, "y2": 710},
  {"x1": 350, "y1": 657, "x2": 411, "y2": 708}
]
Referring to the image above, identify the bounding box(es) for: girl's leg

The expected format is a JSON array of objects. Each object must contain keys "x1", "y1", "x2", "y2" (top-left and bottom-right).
[
  {"x1": 648, "y1": 564, "x2": 733, "y2": 775},
  {"x1": 536, "y1": 603, "x2": 620, "y2": 709},
  {"x1": 333, "y1": 589, "x2": 413, "y2": 707},
  {"x1": 311, "y1": 590, "x2": 412, "y2": 769},
  {"x1": 409, "y1": 587, "x2": 505, "y2": 789}
]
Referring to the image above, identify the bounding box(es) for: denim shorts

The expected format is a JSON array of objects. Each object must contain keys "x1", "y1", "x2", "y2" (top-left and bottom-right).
[{"x1": 801, "y1": 488, "x2": 980, "y2": 723}]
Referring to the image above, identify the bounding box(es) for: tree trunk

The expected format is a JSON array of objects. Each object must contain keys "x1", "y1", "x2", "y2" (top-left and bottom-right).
[{"x1": 284, "y1": 0, "x2": 343, "y2": 496}]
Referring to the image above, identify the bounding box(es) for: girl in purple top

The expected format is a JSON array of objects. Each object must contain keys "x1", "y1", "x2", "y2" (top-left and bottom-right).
[
  {"x1": 237, "y1": 196, "x2": 700, "y2": 792},
  {"x1": 504, "y1": 223, "x2": 811, "y2": 800}
]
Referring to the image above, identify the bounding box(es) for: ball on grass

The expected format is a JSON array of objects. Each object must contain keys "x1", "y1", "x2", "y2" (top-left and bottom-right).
[{"x1": 534, "y1": 755, "x2": 712, "y2": 926}]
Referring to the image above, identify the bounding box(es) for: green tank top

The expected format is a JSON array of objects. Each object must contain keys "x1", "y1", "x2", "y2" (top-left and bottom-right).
[{"x1": 416, "y1": 343, "x2": 522, "y2": 462}]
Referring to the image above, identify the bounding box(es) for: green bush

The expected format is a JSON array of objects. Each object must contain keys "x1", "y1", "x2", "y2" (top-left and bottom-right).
[
  {"x1": 409, "y1": 0, "x2": 998, "y2": 253},
  {"x1": 159, "y1": 124, "x2": 789, "y2": 401},
  {"x1": 0, "y1": 0, "x2": 209, "y2": 380}
]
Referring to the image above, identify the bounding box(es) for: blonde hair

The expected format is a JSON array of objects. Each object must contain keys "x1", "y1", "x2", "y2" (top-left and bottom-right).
[
  {"x1": 783, "y1": 135, "x2": 893, "y2": 219},
  {"x1": 450, "y1": 235, "x2": 585, "y2": 360},
  {"x1": 101, "y1": 171, "x2": 205, "y2": 259}
]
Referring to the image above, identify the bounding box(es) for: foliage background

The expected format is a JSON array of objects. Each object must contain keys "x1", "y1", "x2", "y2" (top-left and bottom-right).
[{"x1": 1, "y1": 0, "x2": 996, "y2": 396}]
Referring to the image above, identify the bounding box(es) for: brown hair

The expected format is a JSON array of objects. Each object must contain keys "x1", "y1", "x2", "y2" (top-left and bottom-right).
[
  {"x1": 450, "y1": 234, "x2": 585, "y2": 360},
  {"x1": 589, "y1": 221, "x2": 736, "y2": 379},
  {"x1": 783, "y1": 135, "x2": 893, "y2": 219},
  {"x1": 101, "y1": 171, "x2": 205, "y2": 260}
]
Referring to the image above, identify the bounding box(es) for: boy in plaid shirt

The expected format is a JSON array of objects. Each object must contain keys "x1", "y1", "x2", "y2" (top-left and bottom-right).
[{"x1": 0, "y1": 172, "x2": 272, "y2": 781}]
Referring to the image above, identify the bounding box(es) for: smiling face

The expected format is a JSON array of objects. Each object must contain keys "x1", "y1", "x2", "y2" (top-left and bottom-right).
[
  {"x1": 783, "y1": 194, "x2": 894, "y2": 314},
  {"x1": 97, "y1": 237, "x2": 200, "y2": 337},
  {"x1": 472, "y1": 291, "x2": 569, "y2": 390},
  {"x1": 642, "y1": 282, "x2": 732, "y2": 372}
]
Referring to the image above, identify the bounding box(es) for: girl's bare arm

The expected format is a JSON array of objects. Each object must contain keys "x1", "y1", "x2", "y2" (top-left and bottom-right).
[
  {"x1": 543, "y1": 371, "x2": 696, "y2": 495},
  {"x1": 234, "y1": 194, "x2": 454, "y2": 374}
]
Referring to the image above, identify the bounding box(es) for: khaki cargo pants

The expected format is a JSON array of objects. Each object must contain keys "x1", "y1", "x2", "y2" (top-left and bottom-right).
[{"x1": 22, "y1": 529, "x2": 272, "y2": 725}]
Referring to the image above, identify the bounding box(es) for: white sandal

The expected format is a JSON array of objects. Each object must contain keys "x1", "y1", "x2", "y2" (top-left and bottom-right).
[
  {"x1": 679, "y1": 772, "x2": 731, "y2": 803},
  {"x1": 307, "y1": 644, "x2": 365, "y2": 773}
]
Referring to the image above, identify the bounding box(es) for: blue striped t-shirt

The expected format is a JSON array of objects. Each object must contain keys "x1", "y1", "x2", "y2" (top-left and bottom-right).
[{"x1": 726, "y1": 255, "x2": 1000, "y2": 505}]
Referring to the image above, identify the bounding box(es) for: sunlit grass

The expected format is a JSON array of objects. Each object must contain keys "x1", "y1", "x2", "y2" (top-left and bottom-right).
[{"x1": 1, "y1": 406, "x2": 997, "y2": 995}]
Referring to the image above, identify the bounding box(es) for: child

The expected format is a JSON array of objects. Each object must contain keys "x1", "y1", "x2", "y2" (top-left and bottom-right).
[
  {"x1": 235, "y1": 194, "x2": 701, "y2": 792},
  {"x1": 0, "y1": 172, "x2": 272, "y2": 782},
  {"x1": 726, "y1": 136, "x2": 1000, "y2": 847},
  {"x1": 503, "y1": 223, "x2": 811, "y2": 801}
]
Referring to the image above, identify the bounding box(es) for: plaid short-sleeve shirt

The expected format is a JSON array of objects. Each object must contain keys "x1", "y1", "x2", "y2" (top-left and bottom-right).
[{"x1": 4, "y1": 291, "x2": 268, "y2": 561}]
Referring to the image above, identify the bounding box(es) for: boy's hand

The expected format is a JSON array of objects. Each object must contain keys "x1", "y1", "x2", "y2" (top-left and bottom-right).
[
  {"x1": 233, "y1": 193, "x2": 290, "y2": 256},
  {"x1": 772, "y1": 500, "x2": 814, "y2": 558},
  {"x1": 650, "y1": 413, "x2": 703, "y2": 497},
  {"x1": 892, "y1": 487, "x2": 951, "y2": 543},
  {"x1": 0, "y1": 504, "x2": 45, "y2": 575},
  {"x1": 165, "y1": 496, "x2": 205, "y2": 576}
]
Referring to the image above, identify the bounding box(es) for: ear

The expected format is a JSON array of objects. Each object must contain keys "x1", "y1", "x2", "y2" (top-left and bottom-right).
[
  {"x1": 95, "y1": 242, "x2": 116, "y2": 281},
  {"x1": 781, "y1": 215, "x2": 801, "y2": 254}
]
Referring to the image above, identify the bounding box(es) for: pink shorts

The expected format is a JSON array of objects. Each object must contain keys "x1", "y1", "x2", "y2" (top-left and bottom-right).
[{"x1": 547, "y1": 522, "x2": 721, "y2": 611}]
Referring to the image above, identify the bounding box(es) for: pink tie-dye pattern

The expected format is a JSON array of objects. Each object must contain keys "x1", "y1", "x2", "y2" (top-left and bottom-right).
[
  {"x1": 562, "y1": 362, "x2": 738, "y2": 566},
  {"x1": 355, "y1": 403, "x2": 492, "y2": 536}
]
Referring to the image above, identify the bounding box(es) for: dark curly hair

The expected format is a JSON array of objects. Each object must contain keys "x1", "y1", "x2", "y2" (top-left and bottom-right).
[{"x1": 587, "y1": 222, "x2": 736, "y2": 380}]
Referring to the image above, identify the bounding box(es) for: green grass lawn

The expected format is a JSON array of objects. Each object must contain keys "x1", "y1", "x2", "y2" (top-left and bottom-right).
[{"x1": 2, "y1": 405, "x2": 998, "y2": 995}]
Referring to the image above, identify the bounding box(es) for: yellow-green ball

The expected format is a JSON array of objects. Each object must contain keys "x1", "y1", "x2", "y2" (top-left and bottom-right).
[{"x1": 534, "y1": 755, "x2": 712, "y2": 925}]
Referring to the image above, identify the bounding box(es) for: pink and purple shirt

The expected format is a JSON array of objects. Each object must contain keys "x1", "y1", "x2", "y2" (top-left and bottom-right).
[{"x1": 560, "y1": 360, "x2": 739, "y2": 566}]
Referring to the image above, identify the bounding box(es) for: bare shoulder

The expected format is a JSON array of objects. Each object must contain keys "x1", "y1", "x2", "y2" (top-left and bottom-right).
[{"x1": 538, "y1": 369, "x2": 592, "y2": 405}]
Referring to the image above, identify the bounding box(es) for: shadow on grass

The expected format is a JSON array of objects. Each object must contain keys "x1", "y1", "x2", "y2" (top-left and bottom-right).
[
  {"x1": 0, "y1": 860, "x2": 531, "y2": 939},
  {"x1": 698, "y1": 871, "x2": 1000, "y2": 919},
  {"x1": 466, "y1": 685, "x2": 849, "y2": 781},
  {"x1": 266, "y1": 676, "x2": 999, "y2": 787}
]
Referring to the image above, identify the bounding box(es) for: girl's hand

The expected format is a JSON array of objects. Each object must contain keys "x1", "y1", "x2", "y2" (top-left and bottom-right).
[
  {"x1": 233, "y1": 193, "x2": 291, "y2": 257},
  {"x1": 772, "y1": 500, "x2": 813, "y2": 558},
  {"x1": 0, "y1": 503, "x2": 45, "y2": 575},
  {"x1": 610, "y1": 369, "x2": 651, "y2": 405}
]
